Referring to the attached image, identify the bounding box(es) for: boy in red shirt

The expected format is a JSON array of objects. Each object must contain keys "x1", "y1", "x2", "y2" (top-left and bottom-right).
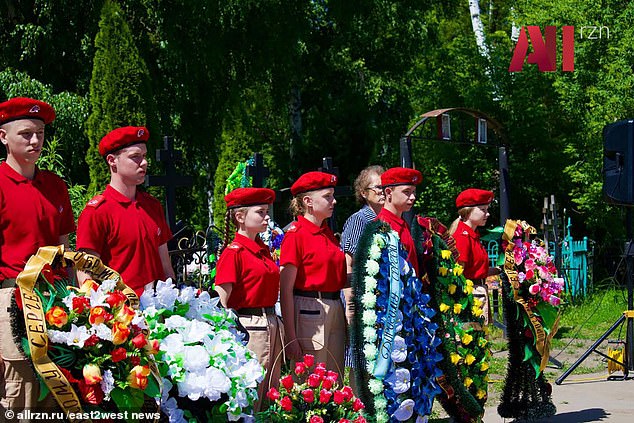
[
  {"x1": 76, "y1": 126, "x2": 174, "y2": 295},
  {"x1": 0, "y1": 97, "x2": 74, "y2": 413}
]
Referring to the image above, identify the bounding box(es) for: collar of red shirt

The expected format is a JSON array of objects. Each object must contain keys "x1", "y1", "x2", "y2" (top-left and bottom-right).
[
  {"x1": 297, "y1": 215, "x2": 330, "y2": 235},
  {"x1": 233, "y1": 232, "x2": 269, "y2": 256},
  {"x1": 104, "y1": 184, "x2": 138, "y2": 205},
  {"x1": 377, "y1": 207, "x2": 408, "y2": 232},
  {"x1": 458, "y1": 220, "x2": 480, "y2": 240},
  {"x1": 0, "y1": 161, "x2": 41, "y2": 184}
]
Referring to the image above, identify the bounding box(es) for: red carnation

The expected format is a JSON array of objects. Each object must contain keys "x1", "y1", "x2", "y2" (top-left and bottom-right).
[
  {"x1": 130, "y1": 355, "x2": 141, "y2": 366},
  {"x1": 295, "y1": 362, "x2": 307, "y2": 375},
  {"x1": 59, "y1": 367, "x2": 79, "y2": 384},
  {"x1": 111, "y1": 347, "x2": 127, "y2": 363},
  {"x1": 319, "y1": 389, "x2": 332, "y2": 404},
  {"x1": 131, "y1": 333, "x2": 147, "y2": 349},
  {"x1": 83, "y1": 335, "x2": 100, "y2": 347},
  {"x1": 354, "y1": 417, "x2": 367, "y2": 423},
  {"x1": 72, "y1": 296, "x2": 90, "y2": 314},
  {"x1": 310, "y1": 417, "x2": 324, "y2": 423},
  {"x1": 281, "y1": 374, "x2": 294, "y2": 391},
  {"x1": 267, "y1": 387, "x2": 280, "y2": 401},
  {"x1": 308, "y1": 373, "x2": 321, "y2": 388},
  {"x1": 301, "y1": 388, "x2": 314, "y2": 403},
  {"x1": 280, "y1": 396, "x2": 292, "y2": 412},
  {"x1": 339, "y1": 420, "x2": 350, "y2": 423},
  {"x1": 353, "y1": 397, "x2": 365, "y2": 412},
  {"x1": 303, "y1": 354, "x2": 315, "y2": 367},
  {"x1": 333, "y1": 390, "x2": 345, "y2": 405}
]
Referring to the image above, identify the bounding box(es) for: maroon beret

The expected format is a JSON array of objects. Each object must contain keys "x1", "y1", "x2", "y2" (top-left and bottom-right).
[
  {"x1": 456, "y1": 188, "x2": 494, "y2": 208},
  {"x1": 0, "y1": 97, "x2": 55, "y2": 126},
  {"x1": 381, "y1": 167, "x2": 422, "y2": 187},
  {"x1": 225, "y1": 187, "x2": 276, "y2": 209},
  {"x1": 99, "y1": 126, "x2": 150, "y2": 156},
  {"x1": 291, "y1": 171, "x2": 338, "y2": 196}
]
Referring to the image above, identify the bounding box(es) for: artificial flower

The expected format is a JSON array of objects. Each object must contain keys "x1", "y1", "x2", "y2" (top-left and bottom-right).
[
  {"x1": 393, "y1": 398, "x2": 415, "y2": 421},
  {"x1": 128, "y1": 365, "x2": 150, "y2": 390},
  {"x1": 131, "y1": 333, "x2": 147, "y2": 349},
  {"x1": 280, "y1": 396, "x2": 292, "y2": 411},
  {"x1": 111, "y1": 347, "x2": 127, "y2": 363},
  {"x1": 448, "y1": 284, "x2": 457, "y2": 295},
  {"x1": 463, "y1": 377, "x2": 473, "y2": 388},
  {"x1": 451, "y1": 353, "x2": 461, "y2": 365},
  {"x1": 111, "y1": 321, "x2": 131, "y2": 345},
  {"x1": 302, "y1": 388, "x2": 315, "y2": 403},
  {"x1": 78, "y1": 380, "x2": 104, "y2": 405},
  {"x1": 453, "y1": 264, "x2": 464, "y2": 276},
  {"x1": 461, "y1": 332, "x2": 473, "y2": 345},
  {"x1": 115, "y1": 305, "x2": 136, "y2": 325},
  {"x1": 464, "y1": 354, "x2": 476, "y2": 365},
  {"x1": 106, "y1": 291, "x2": 127, "y2": 309},
  {"x1": 45, "y1": 306, "x2": 68, "y2": 328},
  {"x1": 441, "y1": 250, "x2": 452, "y2": 259},
  {"x1": 439, "y1": 303, "x2": 450, "y2": 313},
  {"x1": 83, "y1": 364, "x2": 103, "y2": 385},
  {"x1": 453, "y1": 303, "x2": 463, "y2": 314},
  {"x1": 438, "y1": 266, "x2": 448, "y2": 276},
  {"x1": 89, "y1": 306, "x2": 108, "y2": 325}
]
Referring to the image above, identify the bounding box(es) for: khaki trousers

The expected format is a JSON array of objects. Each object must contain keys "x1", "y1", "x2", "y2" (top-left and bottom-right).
[
  {"x1": 1, "y1": 288, "x2": 57, "y2": 420},
  {"x1": 293, "y1": 296, "x2": 345, "y2": 376},
  {"x1": 239, "y1": 313, "x2": 284, "y2": 413},
  {"x1": 473, "y1": 283, "x2": 492, "y2": 325}
]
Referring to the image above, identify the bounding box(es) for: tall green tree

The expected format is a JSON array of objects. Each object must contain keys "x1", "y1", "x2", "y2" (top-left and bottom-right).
[{"x1": 85, "y1": 0, "x2": 158, "y2": 195}]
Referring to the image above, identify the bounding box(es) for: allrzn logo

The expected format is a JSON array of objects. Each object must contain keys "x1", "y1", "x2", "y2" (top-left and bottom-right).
[
  {"x1": 509, "y1": 26, "x2": 575, "y2": 72},
  {"x1": 509, "y1": 25, "x2": 610, "y2": 72}
]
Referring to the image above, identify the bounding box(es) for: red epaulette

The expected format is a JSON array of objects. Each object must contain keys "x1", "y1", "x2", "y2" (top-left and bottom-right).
[{"x1": 86, "y1": 194, "x2": 106, "y2": 208}]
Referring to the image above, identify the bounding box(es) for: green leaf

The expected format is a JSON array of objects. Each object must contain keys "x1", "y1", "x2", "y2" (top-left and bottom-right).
[
  {"x1": 110, "y1": 386, "x2": 145, "y2": 412},
  {"x1": 38, "y1": 378, "x2": 50, "y2": 401},
  {"x1": 144, "y1": 374, "x2": 161, "y2": 398},
  {"x1": 523, "y1": 344, "x2": 534, "y2": 362},
  {"x1": 21, "y1": 337, "x2": 31, "y2": 357},
  {"x1": 535, "y1": 301, "x2": 558, "y2": 333}
]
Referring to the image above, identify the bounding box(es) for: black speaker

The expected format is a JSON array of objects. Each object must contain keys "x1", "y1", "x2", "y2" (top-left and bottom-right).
[{"x1": 604, "y1": 119, "x2": 634, "y2": 205}]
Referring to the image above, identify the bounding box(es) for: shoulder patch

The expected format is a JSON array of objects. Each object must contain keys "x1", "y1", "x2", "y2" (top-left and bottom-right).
[
  {"x1": 286, "y1": 224, "x2": 298, "y2": 233},
  {"x1": 86, "y1": 194, "x2": 106, "y2": 208},
  {"x1": 227, "y1": 242, "x2": 243, "y2": 251}
]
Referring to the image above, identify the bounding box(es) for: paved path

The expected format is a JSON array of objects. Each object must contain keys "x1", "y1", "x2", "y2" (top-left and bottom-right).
[{"x1": 483, "y1": 373, "x2": 634, "y2": 422}]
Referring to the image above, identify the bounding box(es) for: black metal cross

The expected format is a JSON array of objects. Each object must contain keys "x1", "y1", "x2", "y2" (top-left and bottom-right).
[
  {"x1": 145, "y1": 136, "x2": 193, "y2": 232},
  {"x1": 246, "y1": 152, "x2": 270, "y2": 188}
]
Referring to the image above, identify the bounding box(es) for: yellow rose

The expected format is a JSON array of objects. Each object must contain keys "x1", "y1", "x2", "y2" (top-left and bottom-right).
[
  {"x1": 461, "y1": 333, "x2": 473, "y2": 345},
  {"x1": 450, "y1": 353, "x2": 461, "y2": 365},
  {"x1": 472, "y1": 306, "x2": 484, "y2": 318},
  {"x1": 463, "y1": 377, "x2": 473, "y2": 388},
  {"x1": 448, "y1": 284, "x2": 457, "y2": 295},
  {"x1": 128, "y1": 365, "x2": 150, "y2": 390},
  {"x1": 465, "y1": 354, "x2": 476, "y2": 365},
  {"x1": 115, "y1": 305, "x2": 136, "y2": 325},
  {"x1": 441, "y1": 250, "x2": 452, "y2": 259},
  {"x1": 438, "y1": 267, "x2": 448, "y2": 276},
  {"x1": 83, "y1": 363, "x2": 102, "y2": 385},
  {"x1": 476, "y1": 389, "x2": 487, "y2": 399},
  {"x1": 111, "y1": 322, "x2": 131, "y2": 345},
  {"x1": 453, "y1": 303, "x2": 463, "y2": 314},
  {"x1": 45, "y1": 306, "x2": 68, "y2": 328},
  {"x1": 453, "y1": 264, "x2": 464, "y2": 276},
  {"x1": 480, "y1": 361, "x2": 490, "y2": 372},
  {"x1": 440, "y1": 303, "x2": 450, "y2": 313}
]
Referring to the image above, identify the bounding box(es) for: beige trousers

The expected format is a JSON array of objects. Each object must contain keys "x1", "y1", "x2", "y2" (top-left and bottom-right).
[
  {"x1": 293, "y1": 295, "x2": 345, "y2": 376},
  {"x1": 239, "y1": 313, "x2": 284, "y2": 413}
]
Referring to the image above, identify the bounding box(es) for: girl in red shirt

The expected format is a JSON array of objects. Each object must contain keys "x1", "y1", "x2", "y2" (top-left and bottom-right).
[
  {"x1": 215, "y1": 187, "x2": 282, "y2": 413},
  {"x1": 449, "y1": 188, "x2": 498, "y2": 324},
  {"x1": 279, "y1": 172, "x2": 346, "y2": 373}
]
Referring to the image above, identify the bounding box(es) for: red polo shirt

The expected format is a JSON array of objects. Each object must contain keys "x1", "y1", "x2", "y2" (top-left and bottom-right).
[
  {"x1": 279, "y1": 216, "x2": 346, "y2": 292},
  {"x1": 0, "y1": 163, "x2": 75, "y2": 280},
  {"x1": 216, "y1": 233, "x2": 280, "y2": 309},
  {"x1": 376, "y1": 208, "x2": 420, "y2": 277},
  {"x1": 452, "y1": 220, "x2": 489, "y2": 280},
  {"x1": 76, "y1": 185, "x2": 172, "y2": 294}
]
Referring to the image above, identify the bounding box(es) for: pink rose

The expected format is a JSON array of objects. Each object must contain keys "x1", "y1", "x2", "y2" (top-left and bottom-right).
[
  {"x1": 529, "y1": 283, "x2": 541, "y2": 295},
  {"x1": 281, "y1": 375, "x2": 294, "y2": 391},
  {"x1": 302, "y1": 388, "x2": 315, "y2": 403}
]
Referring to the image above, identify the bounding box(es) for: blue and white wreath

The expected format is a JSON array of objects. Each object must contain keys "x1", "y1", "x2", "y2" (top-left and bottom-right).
[{"x1": 352, "y1": 221, "x2": 443, "y2": 423}]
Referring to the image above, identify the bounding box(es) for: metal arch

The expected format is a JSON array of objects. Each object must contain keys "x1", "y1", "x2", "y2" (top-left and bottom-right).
[
  {"x1": 403, "y1": 107, "x2": 506, "y2": 142},
  {"x1": 399, "y1": 107, "x2": 511, "y2": 225}
]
